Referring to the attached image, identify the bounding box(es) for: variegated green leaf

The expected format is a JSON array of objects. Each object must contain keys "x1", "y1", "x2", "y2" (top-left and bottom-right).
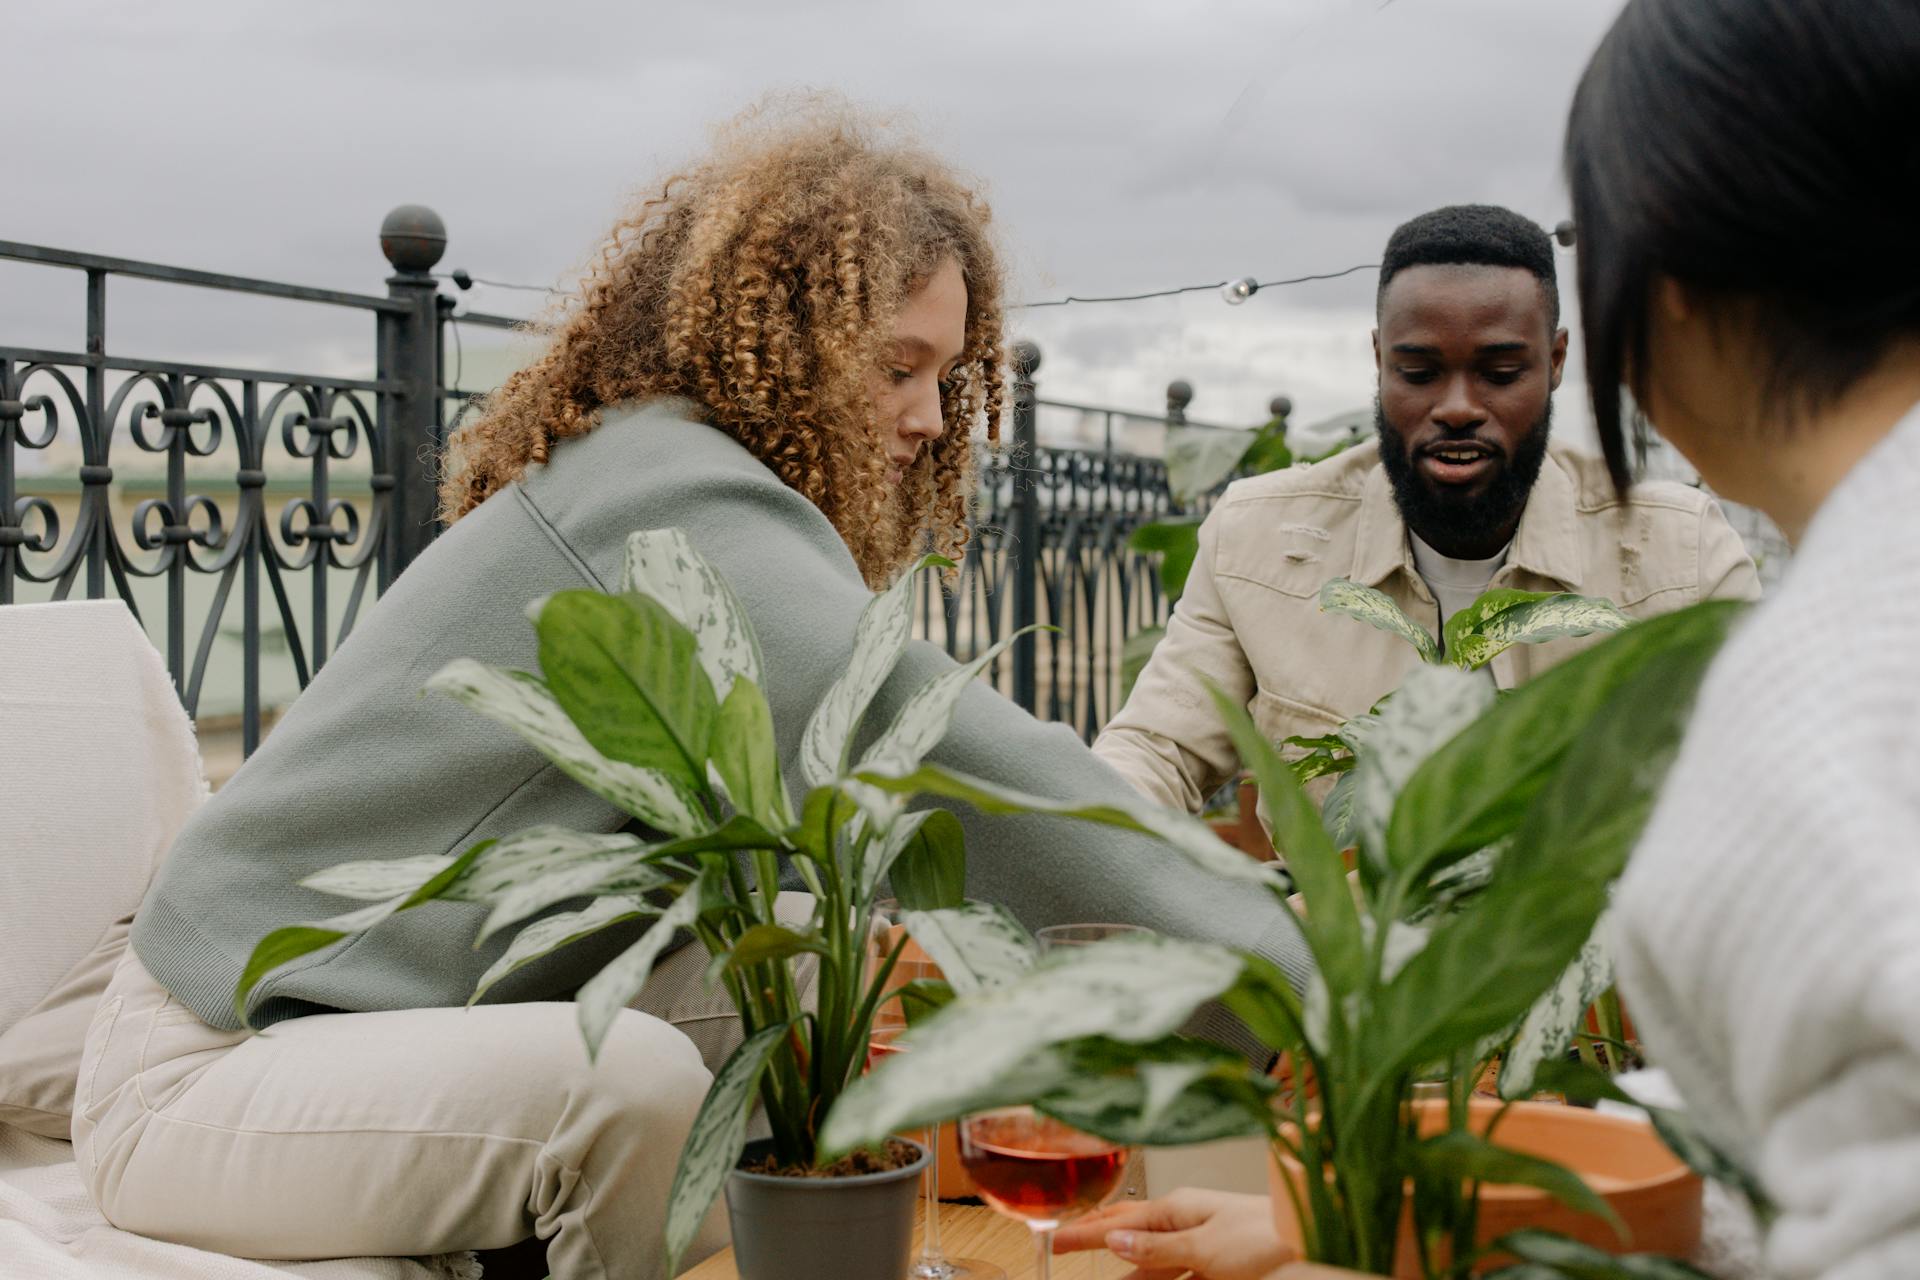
[
  {"x1": 819, "y1": 934, "x2": 1246, "y2": 1153},
  {"x1": 427, "y1": 659, "x2": 705, "y2": 837},
  {"x1": 300, "y1": 854, "x2": 459, "y2": 901},
  {"x1": 1322, "y1": 768, "x2": 1361, "y2": 848},
  {"x1": 576, "y1": 868, "x2": 720, "y2": 1060},
  {"x1": 710, "y1": 678, "x2": 789, "y2": 828},
  {"x1": 459, "y1": 827, "x2": 667, "y2": 943},
  {"x1": 471, "y1": 893, "x2": 657, "y2": 1003},
  {"x1": 534, "y1": 590, "x2": 717, "y2": 786},
  {"x1": 1036, "y1": 1059, "x2": 1271, "y2": 1148},
  {"x1": 621, "y1": 527, "x2": 764, "y2": 692},
  {"x1": 1498, "y1": 912, "x2": 1615, "y2": 1098},
  {"x1": 663, "y1": 1023, "x2": 789, "y2": 1274},
  {"x1": 856, "y1": 761, "x2": 1287, "y2": 888},
  {"x1": 799, "y1": 553, "x2": 953, "y2": 789},
  {"x1": 1319, "y1": 578, "x2": 1439, "y2": 664},
  {"x1": 1352, "y1": 665, "x2": 1494, "y2": 871},
  {"x1": 1445, "y1": 590, "x2": 1631, "y2": 671},
  {"x1": 1164, "y1": 425, "x2": 1256, "y2": 505},
  {"x1": 902, "y1": 903, "x2": 1037, "y2": 995},
  {"x1": 859, "y1": 626, "x2": 1034, "y2": 781}
]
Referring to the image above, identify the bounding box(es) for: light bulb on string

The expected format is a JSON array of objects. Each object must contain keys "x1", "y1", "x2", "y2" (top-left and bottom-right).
[{"x1": 1221, "y1": 277, "x2": 1259, "y2": 305}]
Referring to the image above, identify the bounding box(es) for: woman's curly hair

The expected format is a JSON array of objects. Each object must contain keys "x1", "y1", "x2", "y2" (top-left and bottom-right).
[{"x1": 439, "y1": 103, "x2": 1005, "y2": 587}]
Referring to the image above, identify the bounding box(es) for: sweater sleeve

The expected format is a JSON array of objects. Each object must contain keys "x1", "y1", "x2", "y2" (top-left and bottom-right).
[
  {"x1": 1613, "y1": 584, "x2": 1920, "y2": 1279},
  {"x1": 552, "y1": 454, "x2": 1314, "y2": 1059}
]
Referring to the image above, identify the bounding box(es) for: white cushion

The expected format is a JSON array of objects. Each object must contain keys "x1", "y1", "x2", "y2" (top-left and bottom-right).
[{"x1": 0, "y1": 601, "x2": 205, "y2": 1035}]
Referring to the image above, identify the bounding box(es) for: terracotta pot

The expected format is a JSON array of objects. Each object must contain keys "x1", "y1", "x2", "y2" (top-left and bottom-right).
[{"x1": 1267, "y1": 1098, "x2": 1701, "y2": 1277}]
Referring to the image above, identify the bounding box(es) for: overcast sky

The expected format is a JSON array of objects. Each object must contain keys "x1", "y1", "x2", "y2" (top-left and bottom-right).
[{"x1": 5, "y1": 0, "x2": 1627, "y2": 449}]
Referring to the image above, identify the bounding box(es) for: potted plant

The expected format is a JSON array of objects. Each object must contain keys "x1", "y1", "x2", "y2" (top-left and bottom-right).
[
  {"x1": 822, "y1": 596, "x2": 1754, "y2": 1278},
  {"x1": 232, "y1": 527, "x2": 1085, "y2": 1279},
  {"x1": 1288, "y1": 578, "x2": 1645, "y2": 1086}
]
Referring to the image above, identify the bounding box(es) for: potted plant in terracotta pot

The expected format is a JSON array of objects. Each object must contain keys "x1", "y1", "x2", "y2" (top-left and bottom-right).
[
  {"x1": 231, "y1": 527, "x2": 1099, "y2": 1279},
  {"x1": 823, "y1": 597, "x2": 1752, "y2": 1278}
]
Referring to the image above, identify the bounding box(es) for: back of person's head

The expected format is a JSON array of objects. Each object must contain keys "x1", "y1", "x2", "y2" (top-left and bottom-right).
[
  {"x1": 1566, "y1": 0, "x2": 1920, "y2": 489},
  {"x1": 1377, "y1": 204, "x2": 1560, "y2": 330},
  {"x1": 441, "y1": 96, "x2": 1004, "y2": 585}
]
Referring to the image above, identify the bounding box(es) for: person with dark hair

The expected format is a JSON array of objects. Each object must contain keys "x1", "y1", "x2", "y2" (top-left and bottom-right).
[
  {"x1": 1095, "y1": 202, "x2": 1758, "y2": 821},
  {"x1": 1570, "y1": 1, "x2": 1920, "y2": 1275}
]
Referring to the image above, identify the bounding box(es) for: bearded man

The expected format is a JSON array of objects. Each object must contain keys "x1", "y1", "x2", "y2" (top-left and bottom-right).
[{"x1": 1095, "y1": 204, "x2": 1760, "y2": 816}]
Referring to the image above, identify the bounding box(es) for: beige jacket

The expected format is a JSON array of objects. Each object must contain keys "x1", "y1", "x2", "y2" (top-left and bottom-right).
[{"x1": 1094, "y1": 440, "x2": 1762, "y2": 815}]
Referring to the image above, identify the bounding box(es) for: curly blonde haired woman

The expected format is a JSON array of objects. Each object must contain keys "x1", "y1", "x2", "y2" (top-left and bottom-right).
[{"x1": 76, "y1": 107, "x2": 1310, "y2": 1279}]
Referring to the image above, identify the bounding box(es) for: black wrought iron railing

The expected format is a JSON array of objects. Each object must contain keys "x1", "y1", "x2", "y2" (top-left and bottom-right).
[{"x1": 2, "y1": 209, "x2": 1263, "y2": 761}]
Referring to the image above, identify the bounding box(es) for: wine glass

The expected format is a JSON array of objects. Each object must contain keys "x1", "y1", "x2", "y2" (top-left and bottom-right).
[
  {"x1": 869, "y1": 905, "x2": 1004, "y2": 1280},
  {"x1": 958, "y1": 1107, "x2": 1134, "y2": 1280},
  {"x1": 1035, "y1": 923, "x2": 1153, "y2": 1210}
]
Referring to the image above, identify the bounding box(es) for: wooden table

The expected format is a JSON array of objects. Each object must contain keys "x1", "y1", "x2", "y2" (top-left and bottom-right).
[
  {"x1": 680, "y1": 1202, "x2": 1367, "y2": 1279},
  {"x1": 680, "y1": 1200, "x2": 1116, "y2": 1279}
]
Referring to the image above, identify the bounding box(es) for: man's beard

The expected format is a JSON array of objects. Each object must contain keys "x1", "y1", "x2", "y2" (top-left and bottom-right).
[{"x1": 1375, "y1": 398, "x2": 1553, "y2": 559}]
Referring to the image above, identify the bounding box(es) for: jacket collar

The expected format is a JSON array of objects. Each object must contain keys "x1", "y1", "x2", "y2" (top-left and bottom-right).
[{"x1": 1351, "y1": 448, "x2": 1585, "y2": 591}]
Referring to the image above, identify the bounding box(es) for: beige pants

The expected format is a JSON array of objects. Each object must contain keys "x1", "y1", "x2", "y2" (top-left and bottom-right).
[{"x1": 73, "y1": 894, "x2": 818, "y2": 1280}]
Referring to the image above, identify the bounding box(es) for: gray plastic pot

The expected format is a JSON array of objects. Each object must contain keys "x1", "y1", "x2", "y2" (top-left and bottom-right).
[{"x1": 723, "y1": 1137, "x2": 928, "y2": 1280}]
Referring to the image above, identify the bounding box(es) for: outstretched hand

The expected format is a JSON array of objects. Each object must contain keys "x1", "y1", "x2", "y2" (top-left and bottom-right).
[{"x1": 1051, "y1": 1188, "x2": 1295, "y2": 1280}]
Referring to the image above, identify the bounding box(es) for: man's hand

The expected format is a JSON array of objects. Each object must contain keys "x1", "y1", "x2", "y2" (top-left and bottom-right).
[{"x1": 1050, "y1": 1188, "x2": 1295, "y2": 1280}]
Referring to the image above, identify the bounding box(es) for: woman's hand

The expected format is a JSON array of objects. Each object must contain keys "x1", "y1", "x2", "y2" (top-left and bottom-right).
[{"x1": 1051, "y1": 1188, "x2": 1295, "y2": 1280}]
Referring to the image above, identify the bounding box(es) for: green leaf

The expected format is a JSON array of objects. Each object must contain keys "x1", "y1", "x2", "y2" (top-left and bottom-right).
[
  {"x1": 1222, "y1": 952, "x2": 1309, "y2": 1057},
  {"x1": 1241, "y1": 429, "x2": 1293, "y2": 476},
  {"x1": 1320, "y1": 578, "x2": 1439, "y2": 664},
  {"x1": 855, "y1": 624, "x2": 1039, "y2": 828},
  {"x1": 1493, "y1": 1229, "x2": 1714, "y2": 1278},
  {"x1": 1499, "y1": 917, "x2": 1615, "y2": 1098},
  {"x1": 1121, "y1": 625, "x2": 1165, "y2": 700},
  {"x1": 457, "y1": 827, "x2": 662, "y2": 943},
  {"x1": 1322, "y1": 768, "x2": 1361, "y2": 849},
  {"x1": 725, "y1": 923, "x2": 829, "y2": 973},
  {"x1": 471, "y1": 893, "x2": 657, "y2": 1003},
  {"x1": 575, "y1": 868, "x2": 720, "y2": 1060},
  {"x1": 1351, "y1": 665, "x2": 1495, "y2": 874},
  {"x1": 1410, "y1": 1133, "x2": 1623, "y2": 1239},
  {"x1": 711, "y1": 678, "x2": 788, "y2": 828},
  {"x1": 800, "y1": 553, "x2": 953, "y2": 789},
  {"x1": 856, "y1": 761, "x2": 1287, "y2": 888},
  {"x1": 1127, "y1": 519, "x2": 1202, "y2": 602},
  {"x1": 299, "y1": 853, "x2": 460, "y2": 901},
  {"x1": 888, "y1": 978, "x2": 955, "y2": 1025},
  {"x1": 621, "y1": 527, "x2": 765, "y2": 692},
  {"x1": 1363, "y1": 612, "x2": 1735, "y2": 1092},
  {"x1": 1203, "y1": 683, "x2": 1364, "y2": 997},
  {"x1": 1445, "y1": 590, "x2": 1631, "y2": 671},
  {"x1": 233, "y1": 899, "x2": 411, "y2": 1025},
  {"x1": 1385, "y1": 601, "x2": 1745, "y2": 892},
  {"x1": 535, "y1": 590, "x2": 719, "y2": 788},
  {"x1": 902, "y1": 903, "x2": 1037, "y2": 995},
  {"x1": 1164, "y1": 428, "x2": 1255, "y2": 505},
  {"x1": 663, "y1": 1023, "x2": 788, "y2": 1275},
  {"x1": 1643, "y1": 1110, "x2": 1774, "y2": 1220},
  {"x1": 818, "y1": 934, "x2": 1247, "y2": 1155},
  {"x1": 885, "y1": 809, "x2": 966, "y2": 911},
  {"x1": 426, "y1": 659, "x2": 705, "y2": 837},
  {"x1": 1036, "y1": 1055, "x2": 1273, "y2": 1147}
]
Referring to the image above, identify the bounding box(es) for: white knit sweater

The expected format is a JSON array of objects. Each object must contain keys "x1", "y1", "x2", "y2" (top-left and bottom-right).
[{"x1": 1614, "y1": 401, "x2": 1920, "y2": 1280}]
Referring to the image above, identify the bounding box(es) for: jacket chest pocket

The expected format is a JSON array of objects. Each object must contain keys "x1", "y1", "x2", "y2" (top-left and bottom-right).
[{"x1": 1250, "y1": 686, "x2": 1344, "y2": 758}]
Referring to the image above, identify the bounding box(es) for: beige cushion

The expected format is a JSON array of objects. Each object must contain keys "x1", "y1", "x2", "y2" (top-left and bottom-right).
[
  {"x1": 0, "y1": 917, "x2": 132, "y2": 1138},
  {"x1": 0, "y1": 599, "x2": 204, "y2": 1136}
]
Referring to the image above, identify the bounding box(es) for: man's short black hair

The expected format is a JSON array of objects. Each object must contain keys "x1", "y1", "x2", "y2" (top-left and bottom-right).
[{"x1": 1376, "y1": 204, "x2": 1559, "y2": 329}]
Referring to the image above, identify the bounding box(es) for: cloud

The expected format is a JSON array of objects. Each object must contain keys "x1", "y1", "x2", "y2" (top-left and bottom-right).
[{"x1": 7, "y1": 0, "x2": 1628, "y2": 449}]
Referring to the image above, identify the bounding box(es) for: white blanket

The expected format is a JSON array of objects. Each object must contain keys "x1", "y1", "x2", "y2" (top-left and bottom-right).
[{"x1": 0, "y1": 1127, "x2": 480, "y2": 1280}]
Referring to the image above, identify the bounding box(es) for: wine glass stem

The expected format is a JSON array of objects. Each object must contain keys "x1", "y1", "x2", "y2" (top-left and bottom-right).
[
  {"x1": 920, "y1": 1126, "x2": 945, "y2": 1263},
  {"x1": 1033, "y1": 1226, "x2": 1055, "y2": 1280}
]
